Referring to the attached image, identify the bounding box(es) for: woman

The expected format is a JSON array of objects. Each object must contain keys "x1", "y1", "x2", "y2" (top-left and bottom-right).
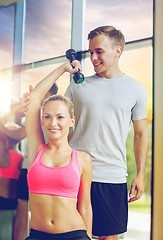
[{"x1": 25, "y1": 62, "x2": 92, "y2": 240}]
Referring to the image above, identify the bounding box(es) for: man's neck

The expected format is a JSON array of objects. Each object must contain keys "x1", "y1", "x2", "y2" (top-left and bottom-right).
[{"x1": 97, "y1": 70, "x2": 123, "y2": 79}]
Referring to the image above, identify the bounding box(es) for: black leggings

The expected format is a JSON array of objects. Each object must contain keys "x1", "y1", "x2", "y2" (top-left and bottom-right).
[{"x1": 25, "y1": 229, "x2": 91, "y2": 240}]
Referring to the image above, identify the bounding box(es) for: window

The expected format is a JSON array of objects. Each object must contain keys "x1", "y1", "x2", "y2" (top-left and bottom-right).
[
  {"x1": 24, "y1": 0, "x2": 71, "y2": 63},
  {"x1": 0, "y1": 4, "x2": 15, "y2": 114},
  {"x1": 23, "y1": 63, "x2": 70, "y2": 95},
  {"x1": 0, "y1": 5, "x2": 14, "y2": 69},
  {"x1": 85, "y1": 0, "x2": 153, "y2": 43}
]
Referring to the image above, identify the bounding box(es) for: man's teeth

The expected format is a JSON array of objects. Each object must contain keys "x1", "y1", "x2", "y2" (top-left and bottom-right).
[{"x1": 94, "y1": 62, "x2": 101, "y2": 66}]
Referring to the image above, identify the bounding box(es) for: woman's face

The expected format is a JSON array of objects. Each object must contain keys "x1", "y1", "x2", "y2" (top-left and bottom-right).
[{"x1": 42, "y1": 100, "x2": 75, "y2": 140}]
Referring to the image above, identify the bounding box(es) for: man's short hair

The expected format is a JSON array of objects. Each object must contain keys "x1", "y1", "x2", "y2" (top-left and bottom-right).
[{"x1": 88, "y1": 25, "x2": 125, "y2": 51}]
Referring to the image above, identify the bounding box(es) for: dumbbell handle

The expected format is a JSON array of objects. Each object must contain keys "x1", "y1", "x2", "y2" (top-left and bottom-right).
[{"x1": 66, "y1": 49, "x2": 84, "y2": 84}]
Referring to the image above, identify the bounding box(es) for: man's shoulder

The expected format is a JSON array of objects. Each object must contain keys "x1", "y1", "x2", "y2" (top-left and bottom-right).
[
  {"x1": 66, "y1": 74, "x2": 97, "y2": 91},
  {"x1": 123, "y1": 74, "x2": 146, "y2": 90}
]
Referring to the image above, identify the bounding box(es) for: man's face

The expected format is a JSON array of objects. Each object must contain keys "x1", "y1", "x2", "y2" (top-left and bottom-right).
[{"x1": 89, "y1": 34, "x2": 119, "y2": 78}]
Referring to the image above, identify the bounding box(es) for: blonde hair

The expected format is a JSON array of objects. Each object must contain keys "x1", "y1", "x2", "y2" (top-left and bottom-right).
[{"x1": 42, "y1": 95, "x2": 74, "y2": 118}]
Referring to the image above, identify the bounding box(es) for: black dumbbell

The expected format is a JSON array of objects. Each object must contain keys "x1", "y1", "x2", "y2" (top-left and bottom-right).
[{"x1": 66, "y1": 49, "x2": 84, "y2": 84}]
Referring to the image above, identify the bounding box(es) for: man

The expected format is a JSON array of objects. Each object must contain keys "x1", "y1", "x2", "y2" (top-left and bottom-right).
[{"x1": 65, "y1": 26, "x2": 148, "y2": 240}]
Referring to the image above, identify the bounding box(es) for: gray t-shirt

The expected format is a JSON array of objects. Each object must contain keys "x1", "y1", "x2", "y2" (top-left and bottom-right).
[{"x1": 65, "y1": 74, "x2": 147, "y2": 183}]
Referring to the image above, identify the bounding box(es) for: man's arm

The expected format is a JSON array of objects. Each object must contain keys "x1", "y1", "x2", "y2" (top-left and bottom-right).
[{"x1": 128, "y1": 119, "x2": 148, "y2": 203}]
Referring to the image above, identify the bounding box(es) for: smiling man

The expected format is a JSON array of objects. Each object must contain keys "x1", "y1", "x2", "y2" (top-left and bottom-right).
[{"x1": 65, "y1": 25, "x2": 148, "y2": 240}]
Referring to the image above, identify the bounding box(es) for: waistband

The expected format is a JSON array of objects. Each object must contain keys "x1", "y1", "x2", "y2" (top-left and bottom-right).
[
  {"x1": 28, "y1": 229, "x2": 91, "y2": 240},
  {"x1": 0, "y1": 196, "x2": 17, "y2": 210}
]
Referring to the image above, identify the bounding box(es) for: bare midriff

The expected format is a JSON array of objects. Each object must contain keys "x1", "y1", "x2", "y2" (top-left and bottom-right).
[
  {"x1": 0, "y1": 177, "x2": 18, "y2": 198},
  {"x1": 29, "y1": 193, "x2": 86, "y2": 233}
]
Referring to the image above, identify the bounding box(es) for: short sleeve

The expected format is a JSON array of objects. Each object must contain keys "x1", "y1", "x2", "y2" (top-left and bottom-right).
[
  {"x1": 131, "y1": 84, "x2": 148, "y2": 120},
  {"x1": 64, "y1": 81, "x2": 73, "y2": 101}
]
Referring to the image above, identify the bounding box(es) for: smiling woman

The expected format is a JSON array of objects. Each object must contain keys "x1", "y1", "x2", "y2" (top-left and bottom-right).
[{"x1": 24, "y1": 62, "x2": 93, "y2": 240}]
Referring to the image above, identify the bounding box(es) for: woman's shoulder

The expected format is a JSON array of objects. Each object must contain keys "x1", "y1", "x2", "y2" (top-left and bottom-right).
[
  {"x1": 76, "y1": 150, "x2": 92, "y2": 169},
  {"x1": 76, "y1": 150, "x2": 91, "y2": 160}
]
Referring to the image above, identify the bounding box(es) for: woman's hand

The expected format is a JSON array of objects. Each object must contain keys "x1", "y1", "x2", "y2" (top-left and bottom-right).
[{"x1": 63, "y1": 60, "x2": 82, "y2": 74}]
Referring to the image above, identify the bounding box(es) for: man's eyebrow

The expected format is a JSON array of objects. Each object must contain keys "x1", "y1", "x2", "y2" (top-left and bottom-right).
[{"x1": 89, "y1": 48, "x2": 103, "y2": 51}]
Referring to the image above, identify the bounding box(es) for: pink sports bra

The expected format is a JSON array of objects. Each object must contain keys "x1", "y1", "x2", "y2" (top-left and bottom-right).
[
  {"x1": 0, "y1": 149, "x2": 23, "y2": 179},
  {"x1": 27, "y1": 144, "x2": 81, "y2": 198}
]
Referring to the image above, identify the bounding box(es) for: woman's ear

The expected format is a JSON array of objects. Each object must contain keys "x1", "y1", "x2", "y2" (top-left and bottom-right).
[{"x1": 70, "y1": 116, "x2": 75, "y2": 127}]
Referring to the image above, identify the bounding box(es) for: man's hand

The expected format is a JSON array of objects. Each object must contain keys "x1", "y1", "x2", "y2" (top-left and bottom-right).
[
  {"x1": 128, "y1": 174, "x2": 145, "y2": 203},
  {"x1": 22, "y1": 85, "x2": 33, "y2": 112}
]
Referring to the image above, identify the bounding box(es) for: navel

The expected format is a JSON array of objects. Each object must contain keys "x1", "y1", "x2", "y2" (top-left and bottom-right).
[{"x1": 51, "y1": 220, "x2": 54, "y2": 224}]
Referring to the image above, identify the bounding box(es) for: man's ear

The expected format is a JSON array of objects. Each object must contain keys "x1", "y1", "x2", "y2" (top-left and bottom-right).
[{"x1": 116, "y1": 46, "x2": 122, "y2": 56}]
